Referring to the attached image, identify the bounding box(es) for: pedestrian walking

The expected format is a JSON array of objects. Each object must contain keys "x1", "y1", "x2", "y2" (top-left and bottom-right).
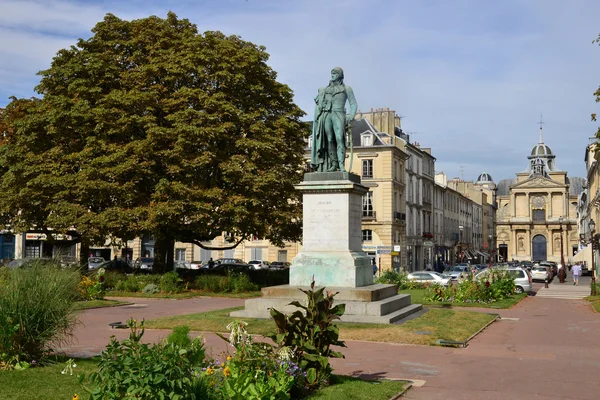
[
  {"x1": 373, "y1": 262, "x2": 378, "y2": 276},
  {"x1": 572, "y1": 262, "x2": 581, "y2": 286}
]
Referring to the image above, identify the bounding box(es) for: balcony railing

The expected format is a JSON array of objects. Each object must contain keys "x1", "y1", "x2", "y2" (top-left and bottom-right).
[
  {"x1": 362, "y1": 210, "x2": 376, "y2": 220},
  {"x1": 394, "y1": 212, "x2": 406, "y2": 221}
]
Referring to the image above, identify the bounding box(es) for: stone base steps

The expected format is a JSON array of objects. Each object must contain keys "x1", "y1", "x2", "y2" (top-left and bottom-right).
[{"x1": 230, "y1": 284, "x2": 423, "y2": 324}]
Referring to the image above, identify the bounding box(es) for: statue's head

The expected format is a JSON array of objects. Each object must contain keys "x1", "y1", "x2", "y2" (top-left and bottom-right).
[{"x1": 331, "y1": 67, "x2": 344, "y2": 82}]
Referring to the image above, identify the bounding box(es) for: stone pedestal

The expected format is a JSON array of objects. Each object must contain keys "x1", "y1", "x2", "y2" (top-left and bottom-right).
[
  {"x1": 230, "y1": 172, "x2": 422, "y2": 324},
  {"x1": 290, "y1": 172, "x2": 372, "y2": 287}
]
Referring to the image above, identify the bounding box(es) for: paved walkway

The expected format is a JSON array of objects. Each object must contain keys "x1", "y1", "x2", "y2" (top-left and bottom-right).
[
  {"x1": 535, "y1": 273, "x2": 593, "y2": 299},
  {"x1": 59, "y1": 278, "x2": 600, "y2": 400}
]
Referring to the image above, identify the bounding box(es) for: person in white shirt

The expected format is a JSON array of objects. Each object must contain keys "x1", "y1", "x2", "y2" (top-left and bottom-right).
[{"x1": 572, "y1": 263, "x2": 582, "y2": 286}]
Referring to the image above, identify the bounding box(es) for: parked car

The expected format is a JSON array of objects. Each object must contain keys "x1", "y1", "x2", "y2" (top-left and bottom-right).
[
  {"x1": 190, "y1": 260, "x2": 204, "y2": 269},
  {"x1": 446, "y1": 265, "x2": 472, "y2": 281},
  {"x1": 539, "y1": 261, "x2": 558, "y2": 278},
  {"x1": 270, "y1": 261, "x2": 291, "y2": 269},
  {"x1": 248, "y1": 260, "x2": 271, "y2": 270},
  {"x1": 475, "y1": 266, "x2": 532, "y2": 294},
  {"x1": 96, "y1": 258, "x2": 134, "y2": 273},
  {"x1": 174, "y1": 260, "x2": 191, "y2": 269},
  {"x1": 215, "y1": 258, "x2": 244, "y2": 265},
  {"x1": 6, "y1": 257, "x2": 57, "y2": 268},
  {"x1": 530, "y1": 264, "x2": 552, "y2": 282},
  {"x1": 135, "y1": 257, "x2": 154, "y2": 272},
  {"x1": 211, "y1": 262, "x2": 251, "y2": 273},
  {"x1": 406, "y1": 271, "x2": 451, "y2": 286},
  {"x1": 88, "y1": 256, "x2": 105, "y2": 270}
]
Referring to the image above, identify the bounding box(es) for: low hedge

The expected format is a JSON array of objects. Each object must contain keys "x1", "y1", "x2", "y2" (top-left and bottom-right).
[{"x1": 176, "y1": 268, "x2": 289, "y2": 288}]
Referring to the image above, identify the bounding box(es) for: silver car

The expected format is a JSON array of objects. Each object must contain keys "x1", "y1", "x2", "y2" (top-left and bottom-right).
[
  {"x1": 88, "y1": 256, "x2": 105, "y2": 270},
  {"x1": 476, "y1": 266, "x2": 532, "y2": 294},
  {"x1": 407, "y1": 271, "x2": 451, "y2": 286}
]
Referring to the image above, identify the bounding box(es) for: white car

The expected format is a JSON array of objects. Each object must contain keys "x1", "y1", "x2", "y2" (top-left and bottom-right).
[
  {"x1": 248, "y1": 260, "x2": 270, "y2": 270},
  {"x1": 407, "y1": 271, "x2": 451, "y2": 286},
  {"x1": 475, "y1": 266, "x2": 533, "y2": 294},
  {"x1": 530, "y1": 265, "x2": 551, "y2": 282}
]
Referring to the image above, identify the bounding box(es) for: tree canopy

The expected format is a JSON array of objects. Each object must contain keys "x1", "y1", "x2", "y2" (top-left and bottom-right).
[{"x1": 0, "y1": 12, "x2": 307, "y2": 270}]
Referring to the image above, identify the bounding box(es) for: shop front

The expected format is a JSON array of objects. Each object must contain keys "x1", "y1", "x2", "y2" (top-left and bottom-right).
[{"x1": 23, "y1": 232, "x2": 77, "y2": 259}]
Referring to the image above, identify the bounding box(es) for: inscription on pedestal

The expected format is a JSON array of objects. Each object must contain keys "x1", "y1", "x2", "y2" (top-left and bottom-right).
[{"x1": 303, "y1": 195, "x2": 349, "y2": 251}]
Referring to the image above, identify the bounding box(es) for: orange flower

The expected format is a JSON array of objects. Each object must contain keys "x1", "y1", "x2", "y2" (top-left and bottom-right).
[
  {"x1": 73, "y1": 395, "x2": 79, "y2": 400},
  {"x1": 206, "y1": 367, "x2": 214, "y2": 375},
  {"x1": 227, "y1": 355, "x2": 232, "y2": 361},
  {"x1": 224, "y1": 366, "x2": 231, "y2": 377}
]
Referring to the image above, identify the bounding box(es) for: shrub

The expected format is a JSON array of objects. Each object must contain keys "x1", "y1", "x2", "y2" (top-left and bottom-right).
[
  {"x1": 78, "y1": 269, "x2": 106, "y2": 301},
  {"x1": 427, "y1": 270, "x2": 517, "y2": 304},
  {"x1": 194, "y1": 274, "x2": 229, "y2": 292},
  {"x1": 116, "y1": 275, "x2": 142, "y2": 292},
  {"x1": 0, "y1": 263, "x2": 80, "y2": 367},
  {"x1": 231, "y1": 272, "x2": 259, "y2": 293},
  {"x1": 159, "y1": 271, "x2": 182, "y2": 293},
  {"x1": 208, "y1": 321, "x2": 299, "y2": 399},
  {"x1": 141, "y1": 283, "x2": 159, "y2": 294},
  {"x1": 82, "y1": 319, "x2": 206, "y2": 399},
  {"x1": 166, "y1": 325, "x2": 192, "y2": 347},
  {"x1": 102, "y1": 270, "x2": 126, "y2": 290},
  {"x1": 376, "y1": 269, "x2": 412, "y2": 289},
  {"x1": 268, "y1": 280, "x2": 346, "y2": 390}
]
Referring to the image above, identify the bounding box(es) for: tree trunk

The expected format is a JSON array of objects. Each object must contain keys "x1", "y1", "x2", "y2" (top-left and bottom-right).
[
  {"x1": 79, "y1": 237, "x2": 90, "y2": 271},
  {"x1": 153, "y1": 236, "x2": 175, "y2": 274}
]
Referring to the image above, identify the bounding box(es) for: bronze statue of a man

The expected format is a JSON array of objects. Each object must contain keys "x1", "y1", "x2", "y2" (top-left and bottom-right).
[{"x1": 311, "y1": 67, "x2": 357, "y2": 172}]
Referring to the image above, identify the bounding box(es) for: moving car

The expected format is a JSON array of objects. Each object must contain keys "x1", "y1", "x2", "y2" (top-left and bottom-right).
[{"x1": 406, "y1": 271, "x2": 451, "y2": 286}]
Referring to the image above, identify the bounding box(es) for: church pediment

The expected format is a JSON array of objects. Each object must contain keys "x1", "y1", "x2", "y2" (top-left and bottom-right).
[{"x1": 511, "y1": 176, "x2": 565, "y2": 190}]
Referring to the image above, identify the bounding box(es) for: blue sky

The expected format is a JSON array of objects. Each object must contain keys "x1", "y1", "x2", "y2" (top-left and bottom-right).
[{"x1": 1, "y1": 0, "x2": 600, "y2": 182}]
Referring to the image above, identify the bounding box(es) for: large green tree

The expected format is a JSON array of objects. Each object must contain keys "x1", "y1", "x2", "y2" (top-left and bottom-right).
[{"x1": 0, "y1": 13, "x2": 306, "y2": 272}]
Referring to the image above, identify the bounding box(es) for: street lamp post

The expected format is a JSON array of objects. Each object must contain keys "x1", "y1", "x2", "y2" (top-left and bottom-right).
[
  {"x1": 559, "y1": 216, "x2": 566, "y2": 283},
  {"x1": 589, "y1": 219, "x2": 597, "y2": 296},
  {"x1": 488, "y1": 234, "x2": 493, "y2": 268}
]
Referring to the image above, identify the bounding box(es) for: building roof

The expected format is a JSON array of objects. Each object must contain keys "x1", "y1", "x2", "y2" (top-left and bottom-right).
[
  {"x1": 568, "y1": 177, "x2": 586, "y2": 196},
  {"x1": 496, "y1": 179, "x2": 516, "y2": 196},
  {"x1": 476, "y1": 172, "x2": 494, "y2": 184},
  {"x1": 350, "y1": 119, "x2": 387, "y2": 146},
  {"x1": 530, "y1": 143, "x2": 553, "y2": 156}
]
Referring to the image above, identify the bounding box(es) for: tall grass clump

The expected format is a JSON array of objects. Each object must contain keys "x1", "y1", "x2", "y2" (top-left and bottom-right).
[{"x1": 0, "y1": 262, "x2": 80, "y2": 367}]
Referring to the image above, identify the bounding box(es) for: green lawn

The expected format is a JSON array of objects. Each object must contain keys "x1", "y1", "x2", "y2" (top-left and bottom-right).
[
  {"x1": 308, "y1": 375, "x2": 407, "y2": 399},
  {"x1": 399, "y1": 288, "x2": 527, "y2": 309},
  {"x1": 0, "y1": 356, "x2": 97, "y2": 400},
  {"x1": 105, "y1": 290, "x2": 261, "y2": 299},
  {"x1": 144, "y1": 306, "x2": 497, "y2": 346},
  {"x1": 584, "y1": 295, "x2": 600, "y2": 312},
  {"x1": 0, "y1": 359, "x2": 406, "y2": 400},
  {"x1": 72, "y1": 299, "x2": 130, "y2": 311}
]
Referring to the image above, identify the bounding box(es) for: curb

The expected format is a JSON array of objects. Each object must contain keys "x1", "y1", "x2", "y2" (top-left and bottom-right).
[
  {"x1": 388, "y1": 381, "x2": 413, "y2": 399},
  {"x1": 464, "y1": 313, "x2": 499, "y2": 346}
]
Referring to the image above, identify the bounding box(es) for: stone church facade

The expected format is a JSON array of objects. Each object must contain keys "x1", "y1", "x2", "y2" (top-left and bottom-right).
[{"x1": 496, "y1": 129, "x2": 584, "y2": 263}]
